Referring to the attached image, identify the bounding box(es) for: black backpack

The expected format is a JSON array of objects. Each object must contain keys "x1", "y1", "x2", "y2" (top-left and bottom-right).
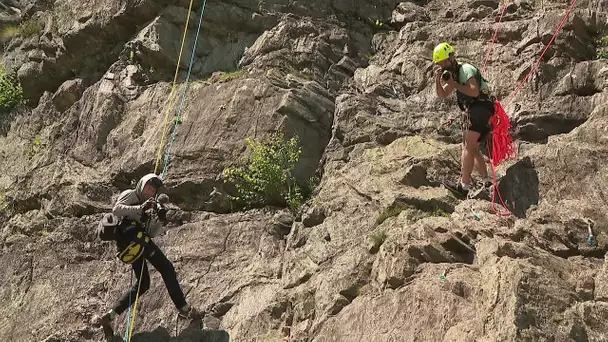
[{"x1": 96, "y1": 213, "x2": 122, "y2": 241}]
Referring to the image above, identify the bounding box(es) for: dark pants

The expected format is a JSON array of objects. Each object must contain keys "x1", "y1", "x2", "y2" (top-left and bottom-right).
[
  {"x1": 467, "y1": 100, "x2": 495, "y2": 141},
  {"x1": 113, "y1": 235, "x2": 187, "y2": 315},
  {"x1": 467, "y1": 100, "x2": 495, "y2": 159}
]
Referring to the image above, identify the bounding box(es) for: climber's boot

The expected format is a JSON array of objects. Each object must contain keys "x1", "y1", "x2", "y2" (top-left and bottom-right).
[{"x1": 177, "y1": 305, "x2": 204, "y2": 320}]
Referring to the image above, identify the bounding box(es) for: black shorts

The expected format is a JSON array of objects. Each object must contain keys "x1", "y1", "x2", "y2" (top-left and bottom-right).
[{"x1": 467, "y1": 101, "x2": 495, "y2": 142}]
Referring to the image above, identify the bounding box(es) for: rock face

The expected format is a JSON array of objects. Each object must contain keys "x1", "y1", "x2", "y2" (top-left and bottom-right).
[{"x1": 1, "y1": 0, "x2": 608, "y2": 341}]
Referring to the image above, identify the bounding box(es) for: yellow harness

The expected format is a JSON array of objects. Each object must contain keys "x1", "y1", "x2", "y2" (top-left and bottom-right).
[{"x1": 117, "y1": 222, "x2": 151, "y2": 264}]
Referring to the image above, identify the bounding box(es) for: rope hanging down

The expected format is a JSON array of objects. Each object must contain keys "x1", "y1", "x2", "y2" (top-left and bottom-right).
[
  {"x1": 161, "y1": 0, "x2": 208, "y2": 180},
  {"x1": 485, "y1": 0, "x2": 578, "y2": 216},
  {"x1": 153, "y1": 0, "x2": 197, "y2": 175},
  {"x1": 482, "y1": 2, "x2": 509, "y2": 74},
  {"x1": 505, "y1": 0, "x2": 578, "y2": 108},
  {"x1": 124, "y1": 0, "x2": 207, "y2": 340},
  {"x1": 126, "y1": 260, "x2": 147, "y2": 341}
]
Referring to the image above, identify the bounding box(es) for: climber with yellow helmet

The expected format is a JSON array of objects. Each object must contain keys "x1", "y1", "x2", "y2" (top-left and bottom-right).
[{"x1": 433, "y1": 42, "x2": 494, "y2": 197}]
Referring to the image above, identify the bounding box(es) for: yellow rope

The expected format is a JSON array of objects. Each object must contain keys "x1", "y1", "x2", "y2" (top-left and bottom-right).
[
  {"x1": 126, "y1": 1, "x2": 197, "y2": 339},
  {"x1": 154, "y1": 0, "x2": 196, "y2": 175},
  {"x1": 127, "y1": 253, "x2": 147, "y2": 342}
]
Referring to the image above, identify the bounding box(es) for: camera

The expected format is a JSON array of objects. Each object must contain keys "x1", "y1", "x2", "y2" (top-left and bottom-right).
[{"x1": 441, "y1": 70, "x2": 452, "y2": 81}]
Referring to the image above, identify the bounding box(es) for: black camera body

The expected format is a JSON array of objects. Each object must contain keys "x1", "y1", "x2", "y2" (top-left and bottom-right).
[{"x1": 441, "y1": 70, "x2": 452, "y2": 81}]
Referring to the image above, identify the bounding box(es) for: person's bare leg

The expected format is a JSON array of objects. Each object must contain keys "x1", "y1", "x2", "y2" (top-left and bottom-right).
[
  {"x1": 461, "y1": 130, "x2": 481, "y2": 187},
  {"x1": 474, "y1": 151, "x2": 488, "y2": 179}
]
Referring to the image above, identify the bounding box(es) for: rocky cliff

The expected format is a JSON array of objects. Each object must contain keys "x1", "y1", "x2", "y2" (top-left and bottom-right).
[{"x1": 1, "y1": 0, "x2": 608, "y2": 341}]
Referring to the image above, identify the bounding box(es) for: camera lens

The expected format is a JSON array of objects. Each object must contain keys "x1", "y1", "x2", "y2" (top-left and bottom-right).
[{"x1": 442, "y1": 70, "x2": 451, "y2": 81}]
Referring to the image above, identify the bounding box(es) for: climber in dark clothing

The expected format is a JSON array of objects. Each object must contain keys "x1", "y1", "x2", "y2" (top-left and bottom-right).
[
  {"x1": 433, "y1": 42, "x2": 494, "y2": 197},
  {"x1": 92, "y1": 173, "x2": 202, "y2": 337}
]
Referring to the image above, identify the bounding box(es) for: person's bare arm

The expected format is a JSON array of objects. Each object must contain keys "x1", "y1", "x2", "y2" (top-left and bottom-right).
[{"x1": 435, "y1": 69, "x2": 455, "y2": 98}]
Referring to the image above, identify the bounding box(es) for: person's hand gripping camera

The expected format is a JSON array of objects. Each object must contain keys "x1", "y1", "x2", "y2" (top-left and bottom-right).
[{"x1": 139, "y1": 194, "x2": 169, "y2": 220}]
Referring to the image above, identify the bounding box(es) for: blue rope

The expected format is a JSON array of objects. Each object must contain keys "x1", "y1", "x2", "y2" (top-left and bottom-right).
[{"x1": 161, "y1": 0, "x2": 208, "y2": 179}]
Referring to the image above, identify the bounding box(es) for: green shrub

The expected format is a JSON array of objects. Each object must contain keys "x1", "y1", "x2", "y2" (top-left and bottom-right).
[
  {"x1": 0, "y1": 19, "x2": 42, "y2": 42},
  {"x1": 0, "y1": 66, "x2": 25, "y2": 113},
  {"x1": 0, "y1": 26, "x2": 20, "y2": 42},
  {"x1": 223, "y1": 133, "x2": 305, "y2": 213},
  {"x1": 595, "y1": 34, "x2": 608, "y2": 59},
  {"x1": 597, "y1": 50, "x2": 608, "y2": 59}
]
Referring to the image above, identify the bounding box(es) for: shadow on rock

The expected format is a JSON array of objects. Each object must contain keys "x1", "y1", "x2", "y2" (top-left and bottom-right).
[
  {"x1": 110, "y1": 320, "x2": 230, "y2": 342},
  {"x1": 497, "y1": 156, "x2": 539, "y2": 218}
]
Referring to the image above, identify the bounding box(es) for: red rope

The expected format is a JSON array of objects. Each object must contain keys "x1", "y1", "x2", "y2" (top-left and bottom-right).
[
  {"x1": 488, "y1": 100, "x2": 515, "y2": 216},
  {"x1": 484, "y1": 0, "x2": 578, "y2": 216},
  {"x1": 482, "y1": 2, "x2": 509, "y2": 74},
  {"x1": 505, "y1": 0, "x2": 578, "y2": 108}
]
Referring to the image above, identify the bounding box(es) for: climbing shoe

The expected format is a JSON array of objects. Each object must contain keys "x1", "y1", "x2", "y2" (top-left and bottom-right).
[
  {"x1": 92, "y1": 313, "x2": 114, "y2": 341},
  {"x1": 479, "y1": 179, "x2": 493, "y2": 189},
  {"x1": 442, "y1": 181, "x2": 469, "y2": 199},
  {"x1": 177, "y1": 306, "x2": 204, "y2": 320}
]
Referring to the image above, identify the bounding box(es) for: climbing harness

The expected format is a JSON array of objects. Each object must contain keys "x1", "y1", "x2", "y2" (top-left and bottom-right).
[
  {"x1": 117, "y1": 231, "x2": 151, "y2": 264},
  {"x1": 450, "y1": 62, "x2": 493, "y2": 112}
]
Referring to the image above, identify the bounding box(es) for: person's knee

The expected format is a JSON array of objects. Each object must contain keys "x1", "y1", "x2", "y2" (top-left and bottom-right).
[
  {"x1": 154, "y1": 255, "x2": 176, "y2": 276},
  {"x1": 161, "y1": 261, "x2": 176, "y2": 276},
  {"x1": 465, "y1": 135, "x2": 480, "y2": 151},
  {"x1": 464, "y1": 141, "x2": 479, "y2": 153}
]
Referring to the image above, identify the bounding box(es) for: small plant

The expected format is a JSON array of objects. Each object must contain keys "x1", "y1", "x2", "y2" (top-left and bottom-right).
[
  {"x1": 375, "y1": 203, "x2": 407, "y2": 225},
  {"x1": 0, "y1": 66, "x2": 25, "y2": 113},
  {"x1": 24, "y1": 135, "x2": 45, "y2": 158},
  {"x1": 368, "y1": 18, "x2": 384, "y2": 28},
  {"x1": 290, "y1": 68, "x2": 313, "y2": 80},
  {"x1": 302, "y1": 174, "x2": 320, "y2": 200},
  {"x1": 366, "y1": 54, "x2": 376, "y2": 62},
  {"x1": 370, "y1": 230, "x2": 388, "y2": 252},
  {"x1": 597, "y1": 50, "x2": 608, "y2": 59},
  {"x1": 223, "y1": 133, "x2": 304, "y2": 213},
  {"x1": 204, "y1": 69, "x2": 247, "y2": 84},
  {"x1": 595, "y1": 33, "x2": 608, "y2": 60},
  {"x1": 431, "y1": 206, "x2": 450, "y2": 217},
  {"x1": 0, "y1": 26, "x2": 20, "y2": 42},
  {"x1": 0, "y1": 18, "x2": 43, "y2": 42},
  {"x1": 597, "y1": 35, "x2": 608, "y2": 47},
  {"x1": 0, "y1": 186, "x2": 14, "y2": 216},
  {"x1": 19, "y1": 19, "x2": 43, "y2": 38},
  {"x1": 219, "y1": 69, "x2": 246, "y2": 81}
]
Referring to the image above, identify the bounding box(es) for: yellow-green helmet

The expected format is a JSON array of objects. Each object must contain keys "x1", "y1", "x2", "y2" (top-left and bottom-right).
[{"x1": 433, "y1": 42, "x2": 455, "y2": 63}]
